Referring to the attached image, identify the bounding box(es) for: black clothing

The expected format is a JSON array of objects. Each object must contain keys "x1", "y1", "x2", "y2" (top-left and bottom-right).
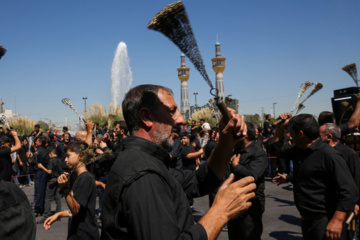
[
  {"x1": 47, "y1": 156, "x2": 63, "y2": 179},
  {"x1": 273, "y1": 139, "x2": 358, "y2": 217},
  {"x1": 203, "y1": 140, "x2": 216, "y2": 161},
  {"x1": 263, "y1": 121, "x2": 272, "y2": 138},
  {"x1": 0, "y1": 180, "x2": 36, "y2": 239},
  {"x1": 228, "y1": 199, "x2": 263, "y2": 240},
  {"x1": 229, "y1": 141, "x2": 267, "y2": 240},
  {"x1": 169, "y1": 137, "x2": 182, "y2": 169},
  {"x1": 232, "y1": 141, "x2": 267, "y2": 209},
  {"x1": 180, "y1": 144, "x2": 197, "y2": 171},
  {"x1": 334, "y1": 142, "x2": 360, "y2": 205},
  {"x1": 102, "y1": 136, "x2": 222, "y2": 240},
  {"x1": 17, "y1": 147, "x2": 29, "y2": 184},
  {"x1": 191, "y1": 126, "x2": 200, "y2": 135},
  {"x1": 0, "y1": 147, "x2": 12, "y2": 181},
  {"x1": 33, "y1": 147, "x2": 49, "y2": 171},
  {"x1": 272, "y1": 139, "x2": 358, "y2": 240},
  {"x1": 339, "y1": 123, "x2": 350, "y2": 136},
  {"x1": 68, "y1": 171, "x2": 99, "y2": 240}
]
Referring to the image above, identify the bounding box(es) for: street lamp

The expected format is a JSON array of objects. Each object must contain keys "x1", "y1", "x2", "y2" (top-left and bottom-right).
[
  {"x1": 193, "y1": 92, "x2": 198, "y2": 107},
  {"x1": 83, "y1": 97, "x2": 88, "y2": 112},
  {"x1": 273, "y1": 102, "x2": 277, "y2": 118}
]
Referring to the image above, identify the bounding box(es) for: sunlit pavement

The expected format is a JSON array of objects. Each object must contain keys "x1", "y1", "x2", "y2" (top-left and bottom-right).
[{"x1": 21, "y1": 177, "x2": 301, "y2": 240}]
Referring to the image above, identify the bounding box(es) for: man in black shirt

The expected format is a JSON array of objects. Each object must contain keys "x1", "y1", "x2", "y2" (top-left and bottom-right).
[
  {"x1": 228, "y1": 122, "x2": 268, "y2": 240},
  {"x1": 272, "y1": 113, "x2": 358, "y2": 240},
  {"x1": 180, "y1": 133, "x2": 203, "y2": 171},
  {"x1": 33, "y1": 137, "x2": 50, "y2": 216},
  {"x1": 263, "y1": 114, "x2": 272, "y2": 138},
  {"x1": 0, "y1": 130, "x2": 21, "y2": 181},
  {"x1": 319, "y1": 123, "x2": 360, "y2": 223},
  {"x1": 102, "y1": 84, "x2": 256, "y2": 240}
]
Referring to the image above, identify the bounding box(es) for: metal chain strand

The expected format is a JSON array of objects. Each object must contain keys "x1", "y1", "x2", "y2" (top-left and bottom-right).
[
  {"x1": 61, "y1": 98, "x2": 86, "y2": 123},
  {"x1": 147, "y1": 1, "x2": 214, "y2": 89}
]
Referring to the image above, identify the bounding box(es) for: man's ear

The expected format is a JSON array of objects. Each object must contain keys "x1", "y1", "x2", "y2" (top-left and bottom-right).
[{"x1": 139, "y1": 107, "x2": 155, "y2": 128}]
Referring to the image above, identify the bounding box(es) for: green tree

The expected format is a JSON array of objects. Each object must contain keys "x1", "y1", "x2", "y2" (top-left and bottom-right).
[{"x1": 37, "y1": 120, "x2": 49, "y2": 131}]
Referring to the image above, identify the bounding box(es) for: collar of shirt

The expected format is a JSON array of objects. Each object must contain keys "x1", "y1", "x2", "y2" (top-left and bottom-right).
[{"x1": 122, "y1": 136, "x2": 171, "y2": 166}]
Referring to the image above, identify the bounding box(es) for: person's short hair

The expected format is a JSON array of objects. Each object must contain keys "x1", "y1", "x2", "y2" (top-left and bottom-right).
[
  {"x1": 246, "y1": 122, "x2": 257, "y2": 141},
  {"x1": 63, "y1": 126, "x2": 68, "y2": 131},
  {"x1": 322, "y1": 123, "x2": 341, "y2": 140},
  {"x1": 0, "y1": 135, "x2": 13, "y2": 143},
  {"x1": 257, "y1": 127, "x2": 263, "y2": 133},
  {"x1": 200, "y1": 119, "x2": 205, "y2": 122},
  {"x1": 290, "y1": 114, "x2": 319, "y2": 140},
  {"x1": 35, "y1": 124, "x2": 40, "y2": 128},
  {"x1": 47, "y1": 147, "x2": 57, "y2": 155},
  {"x1": 37, "y1": 137, "x2": 48, "y2": 147},
  {"x1": 180, "y1": 132, "x2": 190, "y2": 139},
  {"x1": 119, "y1": 121, "x2": 128, "y2": 134},
  {"x1": 65, "y1": 141, "x2": 88, "y2": 155},
  {"x1": 265, "y1": 114, "x2": 271, "y2": 120},
  {"x1": 64, "y1": 132, "x2": 70, "y2": 137},
  {"x1": 122, "y1": 84, "x2": 173, "y2": 133},
  {"x1": 318, "y1": 111, "x2": 335, "y2": 126}
]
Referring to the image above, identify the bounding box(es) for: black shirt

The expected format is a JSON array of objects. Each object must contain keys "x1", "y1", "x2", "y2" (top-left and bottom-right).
[
  {"x1": 0, "y1": 148, "x2": 12, "y2": 181},
  {"x1": 102, "y1": 136, "x2": 221, "y2": 240},
  {"x1": 263, "y1": 121, "x2": 272, "y2": 138},
  {"x1": 33, "y1": 147, "x2": 49, "y2": 171},
  {"x1": 47, "y1": 157, "x2": 63, "y2": 180},
  {"x1": 17, "y1": 147, "x2": 27, "y2": 165},
  {"x1": 273, "y1": 139, "x2": 358, "y2": 217},
  {"x1": 68, "y1": 171, "x2": 99, "y2": 240},
  {"x1": 180, "y1": 144, "x2": 197, "y2": 171},
  {"x1": 334, "y1": 142, "x2": 360, "y2": 204},
  {"x1": 232, "y1": 141, "x2": 268, "y2": 209}
]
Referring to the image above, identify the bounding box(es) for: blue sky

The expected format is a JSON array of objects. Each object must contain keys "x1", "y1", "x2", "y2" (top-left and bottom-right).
[{"x1": 1, "y1": 0, "x2": 360, "y2": 124}]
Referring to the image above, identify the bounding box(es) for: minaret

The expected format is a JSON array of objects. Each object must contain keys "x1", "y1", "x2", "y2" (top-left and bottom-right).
[
  {"x1": 177, "y1": 54, "x2": 190, "y2": 118},
  {"x1": 212, "y1": 41, "x2": 226, "y2": 100}
]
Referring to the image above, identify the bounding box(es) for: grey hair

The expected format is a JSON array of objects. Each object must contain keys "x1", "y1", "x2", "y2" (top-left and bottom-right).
[{"x1": 323, "y1": 123, "x2": 341, "y2": 140}]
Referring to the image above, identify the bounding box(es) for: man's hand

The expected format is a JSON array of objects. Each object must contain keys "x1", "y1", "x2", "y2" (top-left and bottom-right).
[
  {"x1": 355, "y1": 205, "x2": 359, "y2": 216},
  {"x1": 10, "y1": 129, "x2": 18, "y2": 137},
  {"x1": 272, "y1": 173, "x2": 288, "y2": 185},
  {"x1": 278, "y1": 113, "x2": 292, "y2": 126},
  {"x1": 326, "y1": 218, "x2": 343, "y2": 240},
  {"x1": 219, "y1": 108, "x2": 247, "y2": 143},
  {"x1": 211, "y1": 174, "x2": 256, "y2": 221},
  {"x1": 103, "y1": 133, "x2": 110, "y2": 142},
  {"x1": 85, "y1": 120, "x2": 95, "y2": 132},
  {"x1": 230, "y1": 153, "x2": 241, "y2": 168}
]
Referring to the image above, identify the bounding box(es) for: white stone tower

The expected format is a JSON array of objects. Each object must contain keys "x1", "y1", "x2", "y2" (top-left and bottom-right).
[
  {"x1": 212, "y1": 41, "x2": 226, "y2": 100},
  {"x1": 177, "y1": 53, "x2": 190, "y2": 118}
]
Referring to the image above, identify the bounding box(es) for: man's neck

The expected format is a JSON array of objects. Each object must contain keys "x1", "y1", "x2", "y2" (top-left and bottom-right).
[
  {"x1": 329, "y1": 139, "x2": 339, "y2": 148},
  {"x1": 300, "y1": 137, "x2": 319, "y2": 150},
  {"x1": 239, "y1": 139, "x2": 252, "y2": 150}
]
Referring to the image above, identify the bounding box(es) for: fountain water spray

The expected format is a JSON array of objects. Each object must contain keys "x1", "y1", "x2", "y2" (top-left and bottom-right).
[{"x1": 110, "y1": 42, "x2": 133, "y2": 106}]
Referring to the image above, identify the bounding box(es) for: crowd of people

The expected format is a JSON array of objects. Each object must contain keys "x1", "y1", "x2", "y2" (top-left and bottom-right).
[{"x1": 1, "y1": 84, "x2": 360, "y2": 240}]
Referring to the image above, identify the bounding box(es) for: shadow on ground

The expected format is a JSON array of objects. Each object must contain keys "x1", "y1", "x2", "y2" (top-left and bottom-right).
[
  {"x1": 267, "y1": 195, "x2": 295, "y2": 207},
  {"x1": 269, "y1": 231, "x2": 303, "y2": 240},
  {"x1": 279, "y1": 214, "x2": 301, "y2": 226}
]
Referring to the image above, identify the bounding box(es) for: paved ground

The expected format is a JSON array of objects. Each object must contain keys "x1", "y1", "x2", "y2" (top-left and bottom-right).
[{"x1": 22, "y1": 177, "x2": 302, "y2": 240}]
